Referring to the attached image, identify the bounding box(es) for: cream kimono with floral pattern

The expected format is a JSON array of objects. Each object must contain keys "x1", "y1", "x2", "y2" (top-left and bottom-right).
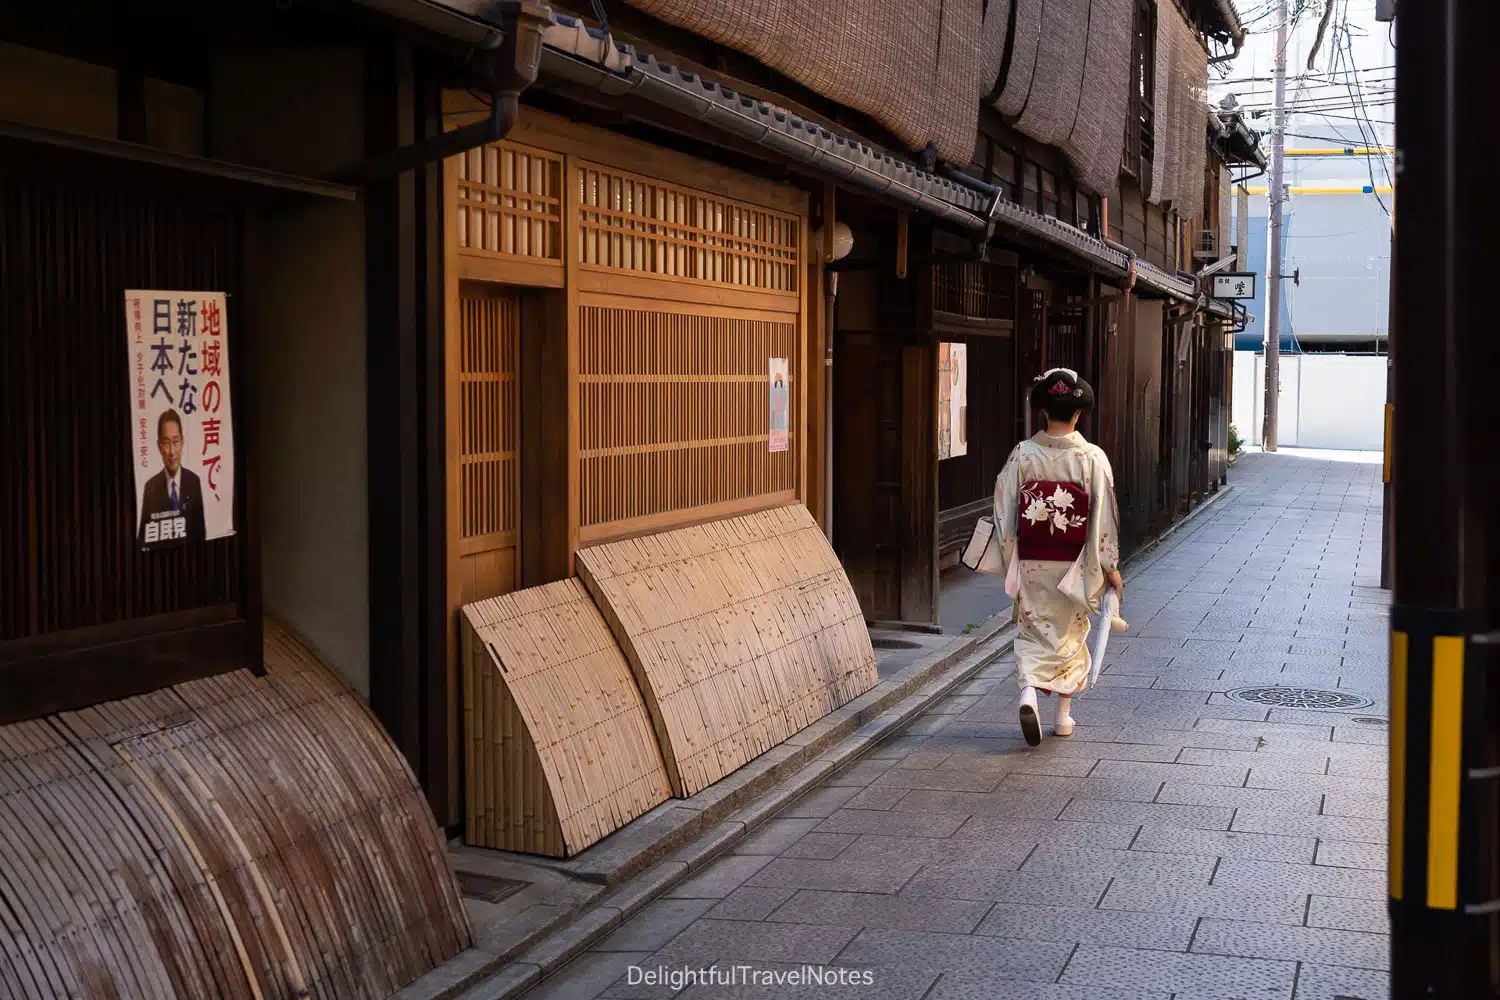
[{"x1": 993, "y1": 431, "x2": 1122, "y2": 694}]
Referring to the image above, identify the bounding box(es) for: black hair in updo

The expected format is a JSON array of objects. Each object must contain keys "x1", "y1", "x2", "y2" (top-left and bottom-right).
[{"x1": 1029, "y1": 368, "x2": 1096, "y2": 423}]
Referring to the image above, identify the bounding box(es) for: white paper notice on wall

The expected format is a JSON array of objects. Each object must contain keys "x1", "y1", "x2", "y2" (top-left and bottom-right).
[
  {"x1": 124, "y1": 290, "x2": 236, "y2": 551},
  {"x1": 938, "y1": 342, "x2": 968, "y2": 460},
  {"x1": 768, "y1": 357, "x2": 789, "y2": 453}
]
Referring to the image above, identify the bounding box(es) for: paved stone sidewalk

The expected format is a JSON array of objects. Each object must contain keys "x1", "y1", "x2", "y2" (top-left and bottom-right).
[{"x1": 519, "y1": 451, "x2": 1390, "y2": 1000}]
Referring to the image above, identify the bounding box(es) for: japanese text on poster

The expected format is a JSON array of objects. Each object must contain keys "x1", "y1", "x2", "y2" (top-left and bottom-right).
[
  {"x1": 937, "y1": 342, "x2": 968, "y2": 460},
  {"x1": 768, "y1": 357, "x2": 789, "y2": 453},
  {"x1": 125, "y1": 290, "x2": 236, "y2": 551}
]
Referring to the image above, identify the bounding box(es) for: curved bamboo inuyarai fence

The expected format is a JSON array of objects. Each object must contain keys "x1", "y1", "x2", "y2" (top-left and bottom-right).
[
  {"x1": 576, "y1": 503, "x2": 878, "y2": 798},
  {"x1": 0, "y1": 622, "x2": 470, "y2": 1000},
  {"x1": 460, "y1": 579, "x2": 673, "y2": 856}
]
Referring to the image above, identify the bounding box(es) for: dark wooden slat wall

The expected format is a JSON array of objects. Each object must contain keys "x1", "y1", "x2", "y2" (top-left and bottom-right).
[{"x1": 0, "y1": 169, "x2": 243, "y2": 643}]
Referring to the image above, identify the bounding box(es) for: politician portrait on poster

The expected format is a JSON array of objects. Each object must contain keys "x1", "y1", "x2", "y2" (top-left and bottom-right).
[{"x1": 125, "y1": 290, "x2": 236, "y2": 552}]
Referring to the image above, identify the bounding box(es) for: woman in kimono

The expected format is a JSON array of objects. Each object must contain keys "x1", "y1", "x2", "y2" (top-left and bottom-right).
[{"x1": 994, "y1": 367, "x2": 1123, "y2": 746}]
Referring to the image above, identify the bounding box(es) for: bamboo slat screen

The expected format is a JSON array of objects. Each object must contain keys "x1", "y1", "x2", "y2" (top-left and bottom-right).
[
  {"x1": 455, "y1": 140, "x2": 564, "y2": 264},
  {"x1": 460, "y1": 579, "x2": 672, "y2": 856},
  {"x1": 576, "y1": 162, "x2": 800, "y2": 294},
  {"x1": 0, "y1": 167, "x2": 241, "y2": 641},
  {"x1": 0, "y1": 619, "x2": 471, "y2": 1000},
  {"x1": 576, "y1": 503, "x2": 878, "y2": 797},
  {"x1": 578, "y1": 304, "x2": 797, "y2": 536}
]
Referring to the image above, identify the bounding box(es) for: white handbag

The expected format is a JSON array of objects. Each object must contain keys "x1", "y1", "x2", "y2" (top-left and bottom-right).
[{"x1": 961, "y1": 516, "x2": 1004, "y2": 575}]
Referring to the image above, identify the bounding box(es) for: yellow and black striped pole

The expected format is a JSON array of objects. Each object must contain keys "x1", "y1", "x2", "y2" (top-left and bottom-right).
[{"x1": 1389, "y1": 2, "x2": 1500, "y2": 994}]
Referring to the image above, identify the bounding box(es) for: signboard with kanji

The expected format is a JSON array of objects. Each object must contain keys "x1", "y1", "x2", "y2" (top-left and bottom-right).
[
  {"x1": 937, "y1": 341, "x2": 968, "y2": 460},
  {"x1": 1211, "y1": 272, "x2": 1257, "y2": 300},
  {"x1": 125, "y1": 290, "x2": 235, "y2": 551}
]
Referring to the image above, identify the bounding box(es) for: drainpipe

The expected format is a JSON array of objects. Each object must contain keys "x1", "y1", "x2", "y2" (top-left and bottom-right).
[
  {"x1": 330, "y1": 0, "x2": 552, "y2": 185},
  {"x1": 825, "y1": 270, "x2": 838, "y2": 540}
]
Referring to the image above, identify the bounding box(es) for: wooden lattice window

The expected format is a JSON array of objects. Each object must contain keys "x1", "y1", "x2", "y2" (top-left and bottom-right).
[
  {"x1": 576, "y1": 163, "x2": 800, "y2": 294},
  {"x1": 459, "y1": 293, "x2": 518, "y2": 547},
  {"x1": 932, "y1": 261, "x2": 1016, "y2": 321},
  {"x1": 455, "y1": 141, "x2": 564, "y2": 262},
  {"x1": 578, "y1": 304, "x2": 796, "y2": 538}
]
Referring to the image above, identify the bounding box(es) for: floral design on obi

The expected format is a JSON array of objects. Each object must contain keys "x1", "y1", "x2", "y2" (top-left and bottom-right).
[{"x1": 1017, "y1": 480, "x2": 1089, "y2": 562}]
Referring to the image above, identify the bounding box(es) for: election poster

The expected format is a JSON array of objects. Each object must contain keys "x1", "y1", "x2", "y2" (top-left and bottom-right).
[
  {"x1": 937, "y1": 341, "x2": 968, "y2": 460},
  {"x1": 125, "y1": 290, "x2": 236, "y2": 551},
  {"x1": 768, "y1": 357, "x2": 790, "y2": 453}
]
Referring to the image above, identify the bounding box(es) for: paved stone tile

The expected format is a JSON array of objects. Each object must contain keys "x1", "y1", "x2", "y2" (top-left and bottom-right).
[
  {"x1": 866, "y1": 735, "x2": 930, "y2": 759},
  {"x1": 891, "y1": 746, "x2": 955, "y2": 769},
  {"x1": 975, "y1": 902, "x2": 1195, "y2": 950},
  {"x1": 732, "y1": 818, "x2": 823, "y2": 856},
  {"x1": 997, "y1": 773, "x2": 1164, "y2": 802},
  {"x1": 1022, "y1": 843, "x2": 1217, "y2": 883},
  {"x1": 704, "y1": 886, "x2": 796, "y2": 921},
  {"x1": 843, "y1": 786, "x2": 910, "y2": 810},
  {"x1": 780, "y1": 785, "x2": 863, "y2": 818},
  {"x1": 1060, "y1": 799, "x2": 1234, "y2": 831},
  {"x1": 1132, "y1": 826, "x2": 1317, "y2": 864},
  {"x1": 1322, "y1": 791, "x2": 1385, "y2": 819},
  {"x1": 1213, "y1": 858, "x2": 1386, "y2": 900},
  {"x1": 1307, "y1": 895, "x2": 1389, "y2": 933},
  {"x1": 829, "y1": 835, "x2": 1039, "y2": 879},
  {"x1": 1043, "y1": 740, "x2": 1186, "y2": 762},
  {"x1": 824, "y1": 759, "x2": 898, "y2": 786},
  {"x1": 1061, "y1": 943, "x2": 1297, "y2": 999},
  {"x1": 871, "y1": 767, "x2": 1008, "y2": 793},
  {"x1": 1314, "y1": 840, "x2": 1385, "y2": 870},
  {"x1": 1247, "y1": 769, "x2": 1383, "y2": 796},
  {"x1": 1157, "y1": 782, "x2": 1325, "y2": 814},
  {"x1": 766, "y1": 890, "x2": 991, "y2": 933},
  {"x1": 1090, "y1": 759, "x2": 1250, "y2": 786},
  {"x1": 526, "y1": 952, "x2": 651, "y2": 1000},
  {"x1": 652, "y1": 918, "x2": 859, "y2": 965},
  {"x1": 837, "y1": 928, "x2": 1073, "y2": 981},
  {"x1": 1108, "y1": 727, "x2": 1263, "y2": 751},
  {"x1": 926, "y1": 978, "x2": 1171, "y2": 1000},
  {"x1": 1177, "y1": 747, "x2": 1330, "y2": 772},
  {"x1": 595, "y1": 900, "x2": 717, "y2": 953},
  {"x1": 781, "y1": 832, "x2": 857, "y2": 860},
  {"x1": 672, "y1": 963, "x2": 939, "y2": 999},
  {"x1": 1293, "y1": 963, "x2": 1391, "y2": 1000},
  {"x1": 900, "y1": 865, "x2": 1110, "y2": 906},
  {"x1": 746, "y1": 855, "x2": 925, "y2": 894},
  {"x1": 812, "y1": 808, "x2": 967, "y2": 839},
  {"x1": 890, "y1": 788, "x2": 1073, "y2": 820},
  {"x1": 1192, "y1": 918, "x2": 1388, "y2": 970},
  {"x1": 953, "y1": 816, "x2": 1138, "y2": 850},
  {"x1": 1100, "y1": 878, "x2": 1309, "y2": 925},
  {"x1": 665, "y1": 856, "x2": 774, "y2": 900}
]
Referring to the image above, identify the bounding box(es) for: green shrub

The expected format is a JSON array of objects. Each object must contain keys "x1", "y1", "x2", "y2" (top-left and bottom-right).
[{"x1": 1228, "y1": 424, "x2": 1243, "y2": 457}]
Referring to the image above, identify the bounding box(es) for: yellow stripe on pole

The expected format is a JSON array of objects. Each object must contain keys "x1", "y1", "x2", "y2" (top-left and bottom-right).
[
  {"x1": 1389, "y1": 630, "x2": 1407, "y2": 900},
  {"x1": 1427, "y1": 636, "x2": 1465, "y2": 909}
]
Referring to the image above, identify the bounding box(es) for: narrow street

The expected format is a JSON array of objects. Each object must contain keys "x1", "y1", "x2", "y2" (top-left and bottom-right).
[{"x1": 524, "y1": 450, "x2": 1390, "y2": 1000}]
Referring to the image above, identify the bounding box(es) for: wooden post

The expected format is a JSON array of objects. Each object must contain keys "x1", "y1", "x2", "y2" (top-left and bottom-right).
[{"x1": 896, "y1": 211, "x2": 909, "y2": 280}]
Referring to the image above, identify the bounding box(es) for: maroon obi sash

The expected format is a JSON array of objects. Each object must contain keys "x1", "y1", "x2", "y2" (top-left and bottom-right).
[{"x1": 1017, "y1": 480, "x2": 1090, "y2": 562}]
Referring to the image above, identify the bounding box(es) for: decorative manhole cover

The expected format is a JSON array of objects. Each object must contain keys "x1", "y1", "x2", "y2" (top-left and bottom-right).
[
  {"x1": 1225, "y1": 687, "x2": 1374, "y2": 711},
  {"x1": 456, "y1": 872, "x2": 528, "y2": 904},
  {"x1": 871, "y1": 638, "x2": 921, "y2": 650}
]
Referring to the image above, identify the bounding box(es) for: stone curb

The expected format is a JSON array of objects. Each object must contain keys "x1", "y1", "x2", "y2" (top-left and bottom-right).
[{"x1": 395, "y1": 486, "x2": 1234, "y2": 1000}]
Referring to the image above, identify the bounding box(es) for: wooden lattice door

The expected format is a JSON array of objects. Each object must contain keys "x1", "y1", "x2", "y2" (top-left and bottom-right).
[{"x1": 455, "y1": 286, "x2": 520, "y2": 603}]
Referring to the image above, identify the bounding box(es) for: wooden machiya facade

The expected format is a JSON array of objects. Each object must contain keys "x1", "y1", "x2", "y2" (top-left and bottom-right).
[{"x1": 0, "y1": 0, "x2": 1261, "y2": 990}]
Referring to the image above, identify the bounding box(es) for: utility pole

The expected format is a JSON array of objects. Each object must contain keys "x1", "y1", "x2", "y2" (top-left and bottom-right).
[
  {"x1": 1260, "y1": 0, "x2": 1288, "y2": 452},
  {"x1": 1389, "y1": 1, "x2": 1500, "y2": 995}
]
